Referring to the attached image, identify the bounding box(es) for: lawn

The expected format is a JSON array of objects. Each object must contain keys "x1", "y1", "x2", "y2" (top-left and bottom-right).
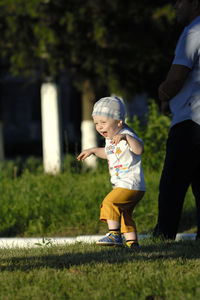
[
  {"x1": 0, "y1": 156, "x2": 197, "y2": 237},
  {"x1": 0, "y1": 104, "x2": 199, "y2": 300},
  {"x1": 0, "y1": 239, "x2": 200, "y2": 300}
]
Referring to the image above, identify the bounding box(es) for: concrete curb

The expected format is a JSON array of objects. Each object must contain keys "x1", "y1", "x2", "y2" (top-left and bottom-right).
[{"x1": 0, "y1": 233, "x2": 197, "y2": 249}]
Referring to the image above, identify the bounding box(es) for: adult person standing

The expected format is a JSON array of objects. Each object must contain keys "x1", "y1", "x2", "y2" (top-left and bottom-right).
[{"x1": 153, "y1": 0, "x2": 200, "y2": 240}]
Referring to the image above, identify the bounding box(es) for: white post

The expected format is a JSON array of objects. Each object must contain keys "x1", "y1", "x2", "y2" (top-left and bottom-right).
[
  {"x1": 81, "y1": 120, "x2": 97, "y2": 168},
  {"x1": 41, "y1": 82, "x2": 62, "y2": 174}
]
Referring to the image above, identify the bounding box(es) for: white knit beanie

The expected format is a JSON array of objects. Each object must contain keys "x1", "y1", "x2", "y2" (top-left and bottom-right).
[{"x1": 92, "y1": 96, "x2": 126, "y2": 122}]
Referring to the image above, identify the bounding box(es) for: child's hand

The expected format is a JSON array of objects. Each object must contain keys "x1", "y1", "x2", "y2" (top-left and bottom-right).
[
  {"x1": 77, "y1": 149, "x2": 94, "y2": 162},
  {"x1": 110, "y1": 134, "x2": 126, "y2": 145}
]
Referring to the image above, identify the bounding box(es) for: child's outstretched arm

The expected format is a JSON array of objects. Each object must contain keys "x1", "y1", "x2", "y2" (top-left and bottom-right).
[{"x1": 77, "y1": 147, "x2": 107, "y2": 162}]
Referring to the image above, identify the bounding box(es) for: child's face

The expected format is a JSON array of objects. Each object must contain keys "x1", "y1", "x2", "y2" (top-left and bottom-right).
[{"x1": 93, "y1": 115, "x2": 123, "y2": 139}]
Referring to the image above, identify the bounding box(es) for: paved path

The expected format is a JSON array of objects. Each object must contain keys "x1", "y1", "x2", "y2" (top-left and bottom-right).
[{"x1": 0, "y1": 233, "x2": 197, "y2": 248}]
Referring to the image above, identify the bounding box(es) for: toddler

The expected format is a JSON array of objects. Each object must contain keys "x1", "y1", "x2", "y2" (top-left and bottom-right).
[{"x1": 77, "y1": 96, "x2": 146, "y2": 248}]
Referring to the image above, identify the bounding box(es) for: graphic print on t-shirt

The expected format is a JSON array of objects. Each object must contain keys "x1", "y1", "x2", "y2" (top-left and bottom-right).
[
  {"x1": 106, "y1": 142, "x2": 129, "y2": 179},
  {"x1": 115, "y1": 147, "x2": 122, "y2": 155},
  {"x1": 105, "y1": 127, "x2": 146, "y2": 191}
]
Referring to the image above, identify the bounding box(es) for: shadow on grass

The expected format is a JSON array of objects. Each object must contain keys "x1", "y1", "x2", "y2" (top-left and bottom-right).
[
  {"x1": 0, "y1": 240, "x2": 200, "y2": 272},
  {"x1": 179, "y1": 207, "x2": 197, "y2": 232}
]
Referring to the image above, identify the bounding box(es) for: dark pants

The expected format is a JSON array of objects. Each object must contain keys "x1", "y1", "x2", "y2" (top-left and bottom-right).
[{"x1": 153, "y1": 120, "x2": 200, "y2": 239}]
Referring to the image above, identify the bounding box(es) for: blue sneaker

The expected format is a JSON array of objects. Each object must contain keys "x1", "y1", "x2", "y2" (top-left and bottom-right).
[{"x1": 96, "y1": 232, "x2": 123, "y2": 247}]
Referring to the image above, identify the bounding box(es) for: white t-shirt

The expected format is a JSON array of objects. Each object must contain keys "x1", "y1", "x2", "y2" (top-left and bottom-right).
[
  {"x1": 105, "y1": 126, "x2": 146, "y2": 191},
  {"x1": 170, "y1": 16, "x2": 200, "y2": 127}
]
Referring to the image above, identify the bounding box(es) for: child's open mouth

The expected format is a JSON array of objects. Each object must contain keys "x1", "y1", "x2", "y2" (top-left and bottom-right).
[{"x1": 101, "y1": 131, "x2": 108, "y2": 137}]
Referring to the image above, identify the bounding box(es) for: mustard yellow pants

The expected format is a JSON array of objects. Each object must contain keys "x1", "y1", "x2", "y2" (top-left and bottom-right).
[{"x1": 100, "y1": 187, "x2": 145, "y2": 233}]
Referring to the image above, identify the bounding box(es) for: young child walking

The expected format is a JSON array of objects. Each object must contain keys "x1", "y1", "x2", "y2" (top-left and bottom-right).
[{"x1": 77, "y1": 96, "x2": 146, "y2": 248}]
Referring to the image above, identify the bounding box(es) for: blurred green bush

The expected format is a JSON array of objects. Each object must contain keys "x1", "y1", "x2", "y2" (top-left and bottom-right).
[{"x1": 127, "y1": 100, "x2": 171, "y2": 170}]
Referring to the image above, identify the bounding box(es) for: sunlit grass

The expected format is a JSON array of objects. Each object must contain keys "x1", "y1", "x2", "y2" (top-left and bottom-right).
[
  {"x1": 0, "y1": 239, "x2": 200, "y2": 299},
  {"x1": 0, "y1": 156, "x2": 197, "y2": 237}
]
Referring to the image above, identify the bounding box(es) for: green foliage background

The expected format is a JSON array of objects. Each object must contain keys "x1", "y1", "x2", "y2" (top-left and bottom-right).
[
  {"x1": 0, "y1": 1, "x2": 180, "y2": 98},
  {"x1": 127, "y1": 100, "x2": 171, "y2": 170}
]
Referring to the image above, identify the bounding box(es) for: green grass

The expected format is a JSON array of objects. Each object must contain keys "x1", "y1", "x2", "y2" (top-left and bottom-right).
[
  {"x1": 0, "y1": 239, "x2": 200, "y2": 299},
  {"x1": 0, "y1": 155, "x2": 197, "y2": 237}
]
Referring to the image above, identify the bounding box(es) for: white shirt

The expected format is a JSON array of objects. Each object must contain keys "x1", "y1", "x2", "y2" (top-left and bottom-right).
[
  {"x1": 105, "y1": 126, "x2": 146, "y2": 191},
  {"x1": 170, "y1": 16, "x2": 200, "y2": 127}
]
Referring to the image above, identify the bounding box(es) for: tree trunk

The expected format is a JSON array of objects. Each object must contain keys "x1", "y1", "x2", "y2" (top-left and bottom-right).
[
  {"x1": 81, "y1": 80, "x2": 97, "y2": 168},
  {"x1": 41, "y1": 81, "x2": 63, "y2": 174}
]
